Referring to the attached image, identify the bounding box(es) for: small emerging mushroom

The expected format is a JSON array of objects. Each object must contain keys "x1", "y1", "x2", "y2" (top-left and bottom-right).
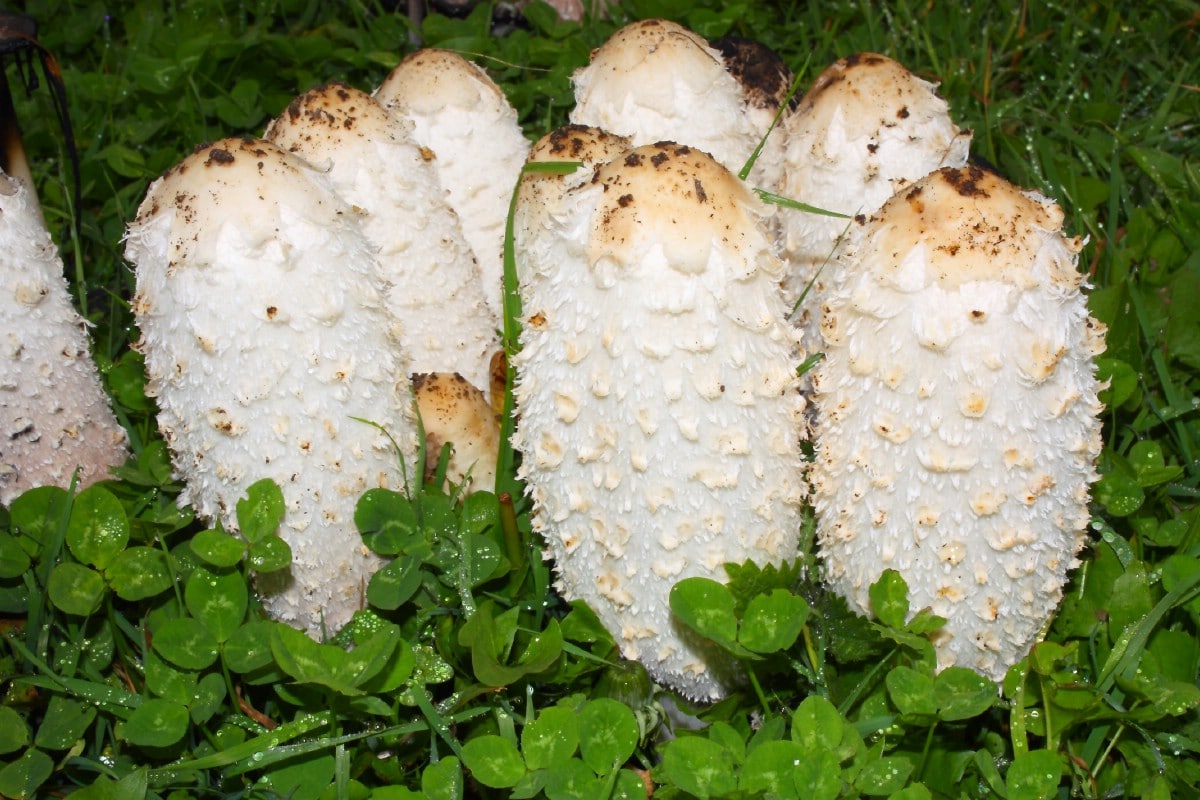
[
  {"x1": 0, "y1": 168, "x2": 129, "y2": 505},
  {"x1": 413, "y1": 372, "x2": 500, "y2": 494},
  {"x1": 125, "y1": 137, "x2": 416, "y2": 637},
  {"x1": 265, "y1": 81, "x2": 499, "y2": 394},
  {"x1": 811, "y1": 166, "x2": 1106, "y2": 681},
  {"x1": 374, "y1": 50, "x2": 531, "y2": 319},
  {"x1": 570, "y1": 19, "x2": 791, "y2": 194},
  {"x1": 513, "y1": 138, "x2": 807, "y2": 700},
  {"x1": 780, "y1": 53, "x2": 971, "y2": 316}
]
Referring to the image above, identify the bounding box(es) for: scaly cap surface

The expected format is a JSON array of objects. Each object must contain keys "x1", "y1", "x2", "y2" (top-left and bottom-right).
[
  {"x1": 513, "y1": 142, "x2": 807, "y2": 699},
  {"x1": 812, "y1": 166, "x2": 1105, "y2": 681},
  {"x1": 125, "y1": 137, "x2": 416, "y2": 636},
  {"x1": 266, "y1": 81, "x2": 499, "y2": 394}
]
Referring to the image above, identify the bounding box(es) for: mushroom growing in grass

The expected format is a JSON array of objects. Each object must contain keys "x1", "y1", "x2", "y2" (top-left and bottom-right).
[
  {"x1": 413, "y1": 372, "x2": 500, "y2": 494},
  {"x1": 124, "y1": 137, "x2": 417, "y2": 637},
  {"x1": 513, "y1": 140, "x2": 807, "y2": 700},
  {"x1": 265, "y1": 81, "x2": 499, "y2": 394},
  {"x1": 374, "y1": 49, "x2": 531, "y2": 319},
  {"x1": 780, "y1": 52, "x2": 971, "y2": 316},
  {"x1": 570, "y1": 19, "x2": 792, "y2": 194},
  {"x1": 811, "y1": 165, "x2": 1106, "y2": 681},
  {"x1": 1, "y1": 166, "x2": 129, "y2": 505}
]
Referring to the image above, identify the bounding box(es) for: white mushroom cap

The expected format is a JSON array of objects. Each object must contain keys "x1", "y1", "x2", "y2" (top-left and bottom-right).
[
  {"x1": 265, "y1": 81, "x2": 499, "y2": 394},
  {"x1": 374, "y1": 49, "x2": 531, "y2": 320},
  {"x1": 569, "y1": 19, "x2": 787, "y2": 194},
  {"x1": 413, "y1": 372, "x2": 500, "y2": 494},
  {"x1": 515, "y1": 124, "x2": 633, "y2": 261},
  {"x1": 781, "y1": 52, "x2": 972, "y2": 314},
  {"x1": 125, "y1": 137, "x2": 417, "y2": 636},
  {"x1": 812, "y1": 166, "x2": 1105, "y2": 681},
  {"x1": 513, "y1": 141, "x2": 807, "y2": 700},
  {"x1": 1, "y1": 170, "x2": 129, "y2": 504}
]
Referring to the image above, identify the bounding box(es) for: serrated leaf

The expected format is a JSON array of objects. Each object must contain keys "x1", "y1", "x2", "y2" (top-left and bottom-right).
[
  {"x1": 66, "y1": 486, "x2": 129, "y2": 570},
  {"x1": 236, "y1": 479, "x2": 285, "y2": 543},
  {"x1": 47, "y1": 562, "x2": 107, "y2": 616},
  {"x1": 105, "y1": 546, "x2": 173, "y2": 601},
  {"x1": 724, "y1": 559, "x2": 803, "y2": 615},
  {"x1": 462, "y1": 735, "x2": 526, "y2": 789}
]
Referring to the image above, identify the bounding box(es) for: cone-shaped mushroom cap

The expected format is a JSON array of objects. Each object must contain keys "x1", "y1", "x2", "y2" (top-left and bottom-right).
[
  {"x1": 266, "y1": 82, "x2": 499, "y2": 394},
  {"x1": 812, "y1": 166, "x2": 1105, "y2": 681},
  {"x1": 413, "y1": 372, "x2": 500, "y2": 494},
  {"x1": 126, "y1": 137, "x2": 416, "y2": 637},
  {"x1": 134, "y1": 137, "x2": 346, "y2": 270},
  {"x1": 516, "y1": 125, "x2": 632, "y2": 254},
  {"x1": 1, "y1": 170, "x2": 129, "y2": 504},
  {"x1": 374, "y1": 49, "x2": 531, "y2": 320},
  {"x1": 866, "y1": 165, "x2": 1082, "y2": 290},
  {"x1": 513, "y1": 142, "x2": 806, "y2": 700},
  {"x1": 570, "y1": 20, "x2": 786, "y2": 192},
  {"x1": 781, "y1": 52, "x2": 971, "y2": 309}
]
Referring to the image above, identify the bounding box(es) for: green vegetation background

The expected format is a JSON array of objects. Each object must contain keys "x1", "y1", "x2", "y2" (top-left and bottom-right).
[{"x1": 2, "y1": 1, "x2": 1198, "y2": 798}]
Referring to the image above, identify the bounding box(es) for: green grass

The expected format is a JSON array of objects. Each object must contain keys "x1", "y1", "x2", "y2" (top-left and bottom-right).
[{"x1": 2, "y1": 1, "x2": 1199, "y2": 798}]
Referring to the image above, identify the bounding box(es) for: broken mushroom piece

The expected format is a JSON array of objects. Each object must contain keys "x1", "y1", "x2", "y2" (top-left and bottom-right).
[
  {"x1": 265, "y1": 81, "x2": 499, "y2": 394},
  {"x1": 124, "y1": 137, "x2": 417, "y2": 638},
  {"x1": 0, "y1": 168, "x2": 129, "y2": 505},
  {"x1": 374, "y1": 49, "x2": 530, "y2": 319},
  {"x1": 780, "y1": 52, "x2": 971, "y2": 318},
  {"x1": 413, "y1": 372, "x2": 500, "y2": 494},
  {"x1": 811, "y1": 165, "x2": 1106, "y2": 682},
  {"x1": 513, "y1": 141, "x2": 807, "y2": 700},
  {"x1": 569, "y1": 19, "x2": 790, "y2": 194}
]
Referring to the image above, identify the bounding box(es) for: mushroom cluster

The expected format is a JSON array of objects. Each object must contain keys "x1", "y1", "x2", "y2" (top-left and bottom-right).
[
  {"x1": 123, "y1": 52, "x2": 524, "y2": 636},
  {"x1": 111, "y1": 17, "x2": 1106, "y2": 691}
]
